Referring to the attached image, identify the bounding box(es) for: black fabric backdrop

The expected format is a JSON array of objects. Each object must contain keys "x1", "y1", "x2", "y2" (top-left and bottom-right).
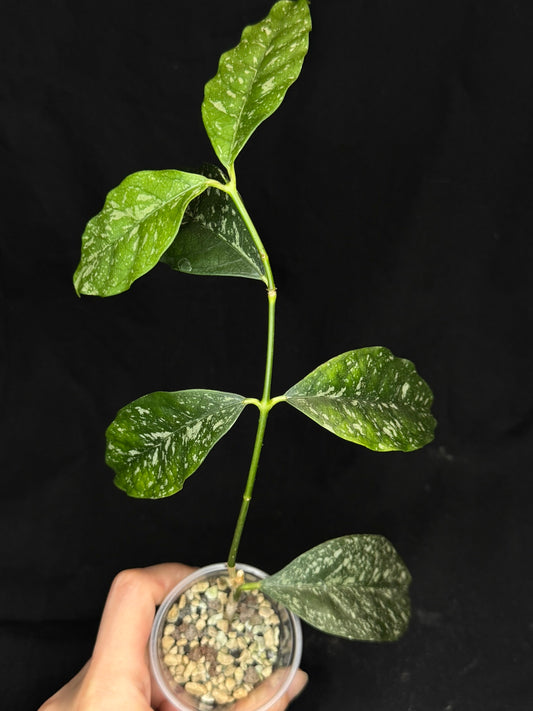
[{"x1": 1, "y1": 1, "x2": 533, "y2": 709}]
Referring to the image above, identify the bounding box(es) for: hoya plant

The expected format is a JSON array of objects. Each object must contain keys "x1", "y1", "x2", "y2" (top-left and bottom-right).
[{"x1": 74, "y1": 0, "x2": 435, "y2": 647}]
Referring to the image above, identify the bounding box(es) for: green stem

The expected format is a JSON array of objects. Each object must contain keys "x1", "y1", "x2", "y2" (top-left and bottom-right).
[
  {"x1": 218, "y1": 172, "x2": 278, "y2": 571},
  {"x1": 227, "y1": 403, "x2": 270, "y2": 569},
  {"x1": 234, "y1": 580, "x2": 263, "y2": 600},
  {"x1": 237, "y1": 581, "x2": 262, "y2": 593}
]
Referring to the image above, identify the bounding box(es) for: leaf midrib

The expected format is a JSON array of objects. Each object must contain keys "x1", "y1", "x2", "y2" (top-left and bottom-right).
[
  {"x1": 118, "y1": 400, "x2": 245, "y2": 462},
  {"x1": 225, "y1": 14, "x2": 303, "y2": 161},
  {"x1": 266, "y1": 580, "x2": 409, "y2": 593},
  {"x1": 92, "y1": 182, "x2": 202, "y2": 256},
  {"x1": 184, "y1": 204, "x2": 264, "y2": 276},
  {"x1": 288, "y1": 392, "x2": 429, "y2": 415}
]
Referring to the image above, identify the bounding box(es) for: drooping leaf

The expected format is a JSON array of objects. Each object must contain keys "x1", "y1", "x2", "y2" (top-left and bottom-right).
[
  {"x1": 285, "y1": 347, "x2": 436, "y2": 452},
  {"x1": 74, "y1": 170, "x2": 209, "y2": 296},
  {"x1": 202, "y1": 0, "x2": 311, "y2": 169},
  {"x1": 262, "y1": 535, "x2": 411, "y2": 641},
  {"x1": 106, "y1": 389, "x2": 246, "y2": 498},
  {"x1": 161, "y1": 165, "x2": 265, "y2": 280}
]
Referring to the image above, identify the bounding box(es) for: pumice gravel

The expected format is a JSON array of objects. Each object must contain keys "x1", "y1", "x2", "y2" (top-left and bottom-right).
[{"x1": 160, "y1": 575, "x2": 282, "y2": 706}]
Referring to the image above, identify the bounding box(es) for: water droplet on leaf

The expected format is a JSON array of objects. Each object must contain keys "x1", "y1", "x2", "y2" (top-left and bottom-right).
[{"x1": 178, "y1": 258, "x2": 192, "y2": 272}]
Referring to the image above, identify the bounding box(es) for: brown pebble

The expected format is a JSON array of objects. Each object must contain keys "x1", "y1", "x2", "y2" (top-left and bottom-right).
[
  {"x1": 244, "y1": 666, "x2": 260, "y2": 685},
  {"x1": 189, "y1": 646, "x2": 203, "y2": 662},
  {"x1": 239, "y1": 606, "x2": 255, "y2": 623},
  {"x1": 217, "y1": 576, "x2": 229, "y2": 590},
  {"x1": 186, "y1": 625, "x2": 198, "y2": 641}
]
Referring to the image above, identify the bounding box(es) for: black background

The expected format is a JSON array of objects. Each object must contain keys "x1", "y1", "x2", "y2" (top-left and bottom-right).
[{"x1": 2, "y1": 1, "x2": 533, "y2": 709}]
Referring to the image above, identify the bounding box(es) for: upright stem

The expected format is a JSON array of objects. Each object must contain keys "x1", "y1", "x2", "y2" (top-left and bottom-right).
[
  {"x1": 217, "y1": 174, "x2": 277, "y2": 571},
  {"x1": 226, "y1": 396, "x2": 270, "y2": 569}
]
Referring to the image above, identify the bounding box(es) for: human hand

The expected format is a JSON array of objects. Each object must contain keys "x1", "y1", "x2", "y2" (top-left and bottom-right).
[{"x1": 39, "y1": 563, "x2": 308, "y2": 711}]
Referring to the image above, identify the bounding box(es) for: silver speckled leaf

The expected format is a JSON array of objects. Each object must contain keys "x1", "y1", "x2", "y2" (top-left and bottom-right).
[
  {"x1": 106, "y1": 389, "x2": 246, "y2": 499},
  {"x1": 74, "y1": 170, "x2": 209, "y2": 296},
  {"x1": 285, "y1": 347, "x2": 436, "y2": 452},
  {"x1": 262, "y1": 535, "x2": 412, "y2": 641},
  {"x1": 202, "y1": 0, "x2": 311, "y2": 169},
  {"x1": 162, "y1": 166, "x2": 265, "y2": 280}
]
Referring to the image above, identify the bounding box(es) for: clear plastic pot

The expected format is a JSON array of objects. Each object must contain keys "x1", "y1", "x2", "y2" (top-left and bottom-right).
[{"x1": 150, "y1": 562, "x2": 302, "y2": 711}]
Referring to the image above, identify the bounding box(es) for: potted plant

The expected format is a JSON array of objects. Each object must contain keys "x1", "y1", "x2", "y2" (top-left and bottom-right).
[{"x1": 73, "y1": 1, "x2": 436, "y2": 708}]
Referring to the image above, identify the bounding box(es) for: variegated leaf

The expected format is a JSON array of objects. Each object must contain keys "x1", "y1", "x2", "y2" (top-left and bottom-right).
[
  {"x1": 202, "y1": 0, "x2": 311, "y2": 169},
  {"x1": 285, "y1": 347, "x2": 436, "y2": 452},
  {"x1": 162, "y1": 165, "x2": 265, "y2": 280},
  {"x1": 262, "y1": 535, "x2": 411, "y2": 641},
  {"x1": 74, "y1": 170, "x2": 209, "y2": 296},
  {"x1": 106, "y1": 389, "x2": 246, "y2": 498}
]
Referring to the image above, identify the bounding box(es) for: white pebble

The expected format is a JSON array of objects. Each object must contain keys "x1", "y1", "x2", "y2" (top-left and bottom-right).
[
  {"x1": 216, "y1": 618, "x2": 229, "y2": 634},
  {"x1": 184, "y1": 681, "x2": 207, "y2": 696},
  {"x1": 212, "y1": 688, "x2": 233, "y2": 704},
  {"x1": 191, "y1": 581, "x2": 209, "y2": 594},
  {"x1": 167, "y1": 604, "x2": 179, "y2": 622},
  {"x1": 216, "y1": 651, "x2": 234, "y2": 666},
  {"x1": 161, "y1": 636, "x2": 175, "y2": 653},
  {"x1": 205, "y1": 585, "x2": 219, "y2": 600}
]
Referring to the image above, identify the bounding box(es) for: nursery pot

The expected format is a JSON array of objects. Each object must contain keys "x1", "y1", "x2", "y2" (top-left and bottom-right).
[{"x1": 150, "y1": 563, "x2": 303, "y2": 711}]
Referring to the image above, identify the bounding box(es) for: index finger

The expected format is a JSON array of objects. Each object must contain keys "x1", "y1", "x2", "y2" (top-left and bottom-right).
[{"x1": 91, "y1": 563, "x2": 195, "y2": 682}]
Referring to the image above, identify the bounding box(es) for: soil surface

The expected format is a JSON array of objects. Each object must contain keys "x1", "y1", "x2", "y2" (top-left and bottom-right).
[{"x1": 160, "y1": 573, "x2": 282, "y2": 707}]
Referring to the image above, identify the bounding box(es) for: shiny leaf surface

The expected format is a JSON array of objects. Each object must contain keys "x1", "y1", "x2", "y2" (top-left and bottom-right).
[
  {"x1": 74, "y1": 170, "x2": 208, "y2": 296},
  {"x1": 202, "y1": 0, "x2": 311, "y2": 168},
  {"x1": 285, "y1": 347, "x2": 435, "y2": 451},
  {"x1": 106, "y1": 389, "x2": 246, "y2": 498},
  {"x1": 162, "y1": 166, "x2": 265, "y2": 280}
]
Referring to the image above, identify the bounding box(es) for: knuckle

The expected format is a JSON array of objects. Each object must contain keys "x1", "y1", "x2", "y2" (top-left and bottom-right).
[
  {"x1": 37, "y1": 701, "x2": 56, "y2": 711},
  {"x1": 109, "y1": 567, "x2": 145, "y2": 597}
]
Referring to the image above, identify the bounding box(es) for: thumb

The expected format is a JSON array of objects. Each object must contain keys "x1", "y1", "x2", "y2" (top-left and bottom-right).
[{"x1": 233, "y1": 669, "x2": 308, "y2": 711}]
